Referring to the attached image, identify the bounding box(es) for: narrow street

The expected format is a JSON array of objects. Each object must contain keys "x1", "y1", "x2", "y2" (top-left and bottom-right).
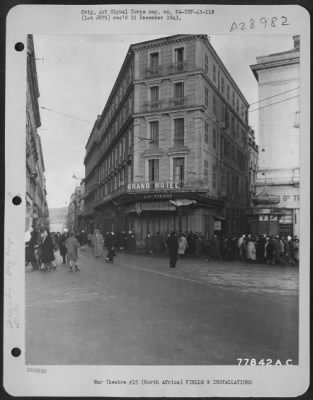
[{"x1": 26, "y1": 250, "x2": 299, "y2": 365}]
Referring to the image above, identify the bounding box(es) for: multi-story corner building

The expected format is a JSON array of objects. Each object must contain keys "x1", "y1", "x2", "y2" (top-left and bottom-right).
[
  {"x1": 83, "y1": 35, "x2": 251, "y2": 245},
  {"x1": 26, "y1": 34, "x2": 49, "y2": 231},
  {"x1": 248, "y1": 36, "x2": 300, "y2": 237}
]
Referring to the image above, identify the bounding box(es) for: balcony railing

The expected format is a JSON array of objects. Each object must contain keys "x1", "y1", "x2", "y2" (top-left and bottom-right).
[
  {"x1": 143, "y1": 62, "x2": 195, "y2": 79},
  {"x1": 142, "y1": 96, "x2": 191, "y2": 113}
]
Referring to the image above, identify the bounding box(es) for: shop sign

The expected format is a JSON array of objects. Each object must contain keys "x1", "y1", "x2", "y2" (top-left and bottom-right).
[
  {"x1": 214, "y1": 221, "x2": 222, "y2": 230},
  {"x1": 127, "y1": 181, "x2": 181, "y2": 191},
  {"x1": 143, "y1": 193, "x2": 173, "y2": 200}
]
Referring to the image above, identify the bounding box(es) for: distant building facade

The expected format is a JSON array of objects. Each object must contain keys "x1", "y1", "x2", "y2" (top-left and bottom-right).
[
  {"x1": 248, "y1": 36, "x2": 300, "y2": 237},
  {"x1": 248, "y1": 127, "x2": 258, "y2": 200},
  {"x1": 83, "y1": 35, "x2": 251, "y2": 245},
  {"x1": 26, "y1": 34, "x2": 49, "y2": 231},
  {"x1": 67, "y1": 184, "x2": 85, "y2": 232}
]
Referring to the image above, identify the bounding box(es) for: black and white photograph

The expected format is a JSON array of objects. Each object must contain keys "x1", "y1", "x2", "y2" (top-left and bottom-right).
[{"x1": 4, "y1": 3, "x2": 310, "y2": 398}]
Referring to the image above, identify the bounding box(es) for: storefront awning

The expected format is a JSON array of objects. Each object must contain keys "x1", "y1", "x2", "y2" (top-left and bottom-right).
[
  {"x1": 169, "y1": 199, "x2": 197, "y2": 207},
  {"x1": 124, "y1": 201, "x2": 176, "y2": 214},
  {"x1": 81, "y1": 209, "x2": 95, "y2": 217},
  {"x1": 214, "y1": 215, "x2": 226, "y2": 221}
]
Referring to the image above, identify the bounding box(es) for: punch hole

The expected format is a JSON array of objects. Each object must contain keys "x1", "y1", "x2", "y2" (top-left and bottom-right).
[
  {"x1": 12, "y1": 196, "x2": 22, "y2": 205},
  {"x1": 11, "y1": 347, "x2": 21, "y2": 357},
  {"x1": 15, "y1": 42, "x2": 24, "y2": 52}
]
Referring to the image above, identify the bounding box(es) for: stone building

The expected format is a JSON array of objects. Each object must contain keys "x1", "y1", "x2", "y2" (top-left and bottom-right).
[
  {"x1": 83, "y1": 35, "x2": 251, "y2": 246},
  {"x1": 248, "y1": 127, "x2": 258, "y2": 200},
  {"x1": 248, "y1": 35, "x2": 300, "y2": 237},
  {"x1": 67, "y1": 184, "x2": 85, "y2": 232},
  {"x1": 26, "y1": 34, "x2": 49, "y2": 231}
]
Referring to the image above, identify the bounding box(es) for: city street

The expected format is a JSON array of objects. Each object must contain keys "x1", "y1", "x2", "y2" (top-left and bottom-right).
[{"x1": 26, "y1": 250, "x2": 299, "y2": 365}]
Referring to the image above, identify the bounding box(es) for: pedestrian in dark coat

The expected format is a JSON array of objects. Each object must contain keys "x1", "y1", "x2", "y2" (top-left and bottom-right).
[
  {"x1": 166, "y1": 231, "x2": 179, "y2": 268},
  {"x1": 256, "y1": 235, "x2": 266, "y2": 263},
  {"x1": 187, "y1": 232, "x2": 195, "y2": 256},
  {"x1": 59, "y1": 230, "x2": 69, "y2": 264},
  {"x1": 145, "y1": 232, "x2": 153, "y2": 255},
  {"x1": 285, "y1": 236, "x2": 296, "y2": 265},
  {"x1": 40, "y1": 229, "x2": 56, "y2": 271},
  {"x1": 273, "y1": 236, "x2": 284, "y2": 265},
  {"x1": 266, "y1": 237, "x2": 276, "y2": 265},
  {"x1": 128, "y1": 231, "x2": 136, "y2": 253},
  {"x1": 211, "y1": 235, "x2": 221, "y2": 259},
  {"x1": 195, "y1": 234, "x2": 203, "y2": 257},
  {"x1": 105, "y1": 232, "x2": 116, "y2": 263},
  {"x1": 25, "y1": 228, "x2": 39, "y2": 270}
]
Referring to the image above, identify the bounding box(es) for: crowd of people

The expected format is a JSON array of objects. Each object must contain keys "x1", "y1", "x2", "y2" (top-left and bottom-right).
[
  {"x1": 207, "y1": 233, "x2": 299, "y2": 265},
  {"x1": 25, "y1": 227, "x2": 80, "y2": 272},
  {"x1": 26, "y1": 226, "x2": 300, "y2": 271}
]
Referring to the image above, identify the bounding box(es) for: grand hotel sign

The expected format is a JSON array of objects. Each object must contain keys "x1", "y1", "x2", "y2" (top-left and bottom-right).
[{"x1": 127, "y1": 181, "x2": 182, "y2": 191}]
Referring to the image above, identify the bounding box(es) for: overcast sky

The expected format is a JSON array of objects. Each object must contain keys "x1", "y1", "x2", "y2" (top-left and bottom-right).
[{"x1": 34, "y1": 34, "x2": 295, "y2": 208}]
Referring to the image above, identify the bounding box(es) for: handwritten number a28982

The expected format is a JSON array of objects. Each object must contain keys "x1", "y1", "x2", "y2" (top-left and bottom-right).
[{"x1": 230, "y1": 16, "x2": 290, "y2": 32}]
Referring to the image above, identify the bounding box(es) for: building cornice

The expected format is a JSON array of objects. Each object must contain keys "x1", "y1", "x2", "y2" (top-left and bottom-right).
[
  {"x1": 131, "y1": 34, "x2": 204, "y2": 52},
  {"x1": 250, "y1": 57, "x2": 300, "y2": 81}
]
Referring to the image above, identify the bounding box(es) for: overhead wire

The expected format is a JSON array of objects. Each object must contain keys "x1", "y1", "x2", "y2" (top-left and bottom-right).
[
  {"x1": 132, "y1": 91, "x2": 299, "y2": 149},
  {"x1": 39, "y1": 112, "x2": 92, "y2": 132},
  {"x1": 40, "y1": 105, "x2": 93, "y2": 124},
  {"x1": 39, "y1": 85, "x2": 300, "y2": 134}
]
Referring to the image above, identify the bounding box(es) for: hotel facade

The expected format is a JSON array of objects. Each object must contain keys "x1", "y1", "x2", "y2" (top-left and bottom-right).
[{"x1": 83, "y1": 35, "x2": 251, "y2": 246}]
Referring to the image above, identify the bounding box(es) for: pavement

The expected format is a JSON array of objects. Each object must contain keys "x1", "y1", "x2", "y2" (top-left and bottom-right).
[{"x1": 26, "y1": 248, "x2": 299, "y2": 365}]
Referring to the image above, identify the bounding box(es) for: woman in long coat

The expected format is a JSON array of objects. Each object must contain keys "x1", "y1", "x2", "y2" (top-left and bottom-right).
[
  {"x1": 194, "y1": 235, "x2": 202, "y2": 257},
  {"x1": 178, "y1": 234, "x2": 188, "y2": 257},
  {"x1": 59, "y1": 230, "x2": 69, "y2": 264},
  {"x1": 92, "y1": 229, "x2": 104, "y2": 257},
  {"x1": 40, "y1": 229, "x2": 55, "y2": 271},
  {"x1": 245, "y1": 238, "x2": 256, "y2": 263},
  {"x1": 65, "y1": 232, "x2": 80, "y2": 271}
]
